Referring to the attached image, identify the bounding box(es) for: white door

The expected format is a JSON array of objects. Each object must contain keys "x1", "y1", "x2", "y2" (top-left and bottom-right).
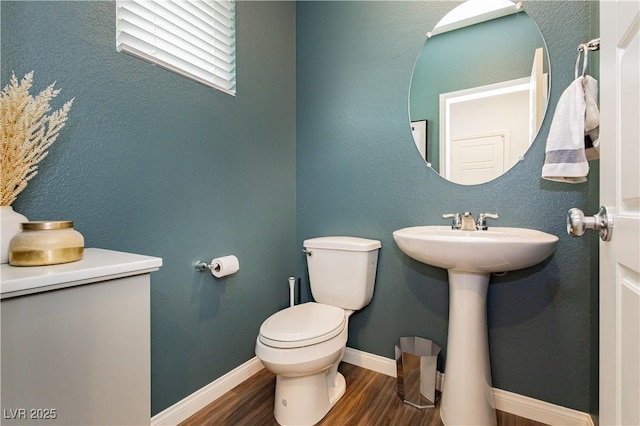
[
  {"x1": 449, "y1": 133, "x2": 507, "y2": 185},
  {"x1": 599, "y1": 1, "x2": 640, "y2": 425}
]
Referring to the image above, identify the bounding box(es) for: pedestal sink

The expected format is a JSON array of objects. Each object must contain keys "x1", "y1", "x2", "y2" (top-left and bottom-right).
[{"x1": 393, "y1": 226, "x2": 558, "y2": 426}]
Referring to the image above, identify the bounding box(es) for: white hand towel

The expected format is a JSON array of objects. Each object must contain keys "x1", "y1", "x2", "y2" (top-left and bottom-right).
[
  {"x1": 583, "y1": 75, "x2": 600, "y2": 160},
  {"x1": 542, "y1": 76, "x2": 589, "y2": 183}
]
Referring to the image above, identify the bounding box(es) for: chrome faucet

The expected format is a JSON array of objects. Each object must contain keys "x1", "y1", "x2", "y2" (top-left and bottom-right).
[
  {"x1": 460, "y1": 212, "x2": 476, "y2": 230},
  {"x1": 442, "y1": 213, "x2": 461, "y2": 229},
  {"x1": 476, "y1": 213, "x2": 499, "y2": 230},
  {"x1": 442, "y1": 212, "x2": 499, "y2": 230}
]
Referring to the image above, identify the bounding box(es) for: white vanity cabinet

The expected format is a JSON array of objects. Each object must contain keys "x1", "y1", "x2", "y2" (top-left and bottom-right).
[{"x1": 1, "y1": 248, "x2": 162, "y2": 426}]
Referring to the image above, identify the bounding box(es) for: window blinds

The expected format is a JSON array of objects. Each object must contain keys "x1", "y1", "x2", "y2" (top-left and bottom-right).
[{"x1": 116, "y1": 0, "x2": 236, "y2": 96}]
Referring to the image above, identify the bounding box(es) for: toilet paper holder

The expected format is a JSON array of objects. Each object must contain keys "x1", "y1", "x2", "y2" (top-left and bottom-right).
[
  {"x1": 194, "y1": 260, "x2": 213, "y2": 272},
  {"x1": 194, "y1": 255, "x2": 240, "y2": 278}
]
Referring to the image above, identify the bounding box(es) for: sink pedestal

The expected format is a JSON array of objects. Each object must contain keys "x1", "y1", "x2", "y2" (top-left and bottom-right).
[
  {"x1": 393, "y1": 225, "x2": 559, "y2": 425},
  {"x1": 440, "y1": 271, "x2": 497, "y2": 426}
]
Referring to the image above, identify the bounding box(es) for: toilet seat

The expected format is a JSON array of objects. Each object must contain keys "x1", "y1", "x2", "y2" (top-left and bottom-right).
[{"x1": 259, "y1": 302, "x2": 346, "y2": 349}]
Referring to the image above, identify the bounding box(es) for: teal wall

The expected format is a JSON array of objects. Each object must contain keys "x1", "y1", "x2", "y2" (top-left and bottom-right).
[
  {"x1": 1, "y1": 1, "x2": 296, "y2": 415},
  {"x1": 2, "y1": 0, "x2": 600, "y2": 418},
  {"x1": 296, "y1": 0, "x2": 599, "y2": 414}
]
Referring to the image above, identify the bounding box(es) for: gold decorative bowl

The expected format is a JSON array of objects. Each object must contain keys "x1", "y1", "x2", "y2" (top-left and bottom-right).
[{"x1": 9, "y1": 221, "x2": 84, "y2": 266}]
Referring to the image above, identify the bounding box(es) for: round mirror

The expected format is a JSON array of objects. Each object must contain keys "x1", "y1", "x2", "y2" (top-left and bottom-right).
[{"x1": 409, "y1": 0, "x2": 550, "y2": 185}]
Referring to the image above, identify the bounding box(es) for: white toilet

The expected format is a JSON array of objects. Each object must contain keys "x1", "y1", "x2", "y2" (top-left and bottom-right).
[{"x1": 255, "y1": 236, "x2": 381, "y2": 426}]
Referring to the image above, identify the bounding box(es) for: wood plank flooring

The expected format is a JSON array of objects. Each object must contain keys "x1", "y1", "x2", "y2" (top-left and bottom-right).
[{"x1": 180, "y1": 363, "x2": 549, "y2": 426}]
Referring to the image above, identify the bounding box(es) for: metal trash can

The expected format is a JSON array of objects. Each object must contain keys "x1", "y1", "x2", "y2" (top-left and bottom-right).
[{"x1": 395, "y1": 336, "x2": 441, "y2": 408}]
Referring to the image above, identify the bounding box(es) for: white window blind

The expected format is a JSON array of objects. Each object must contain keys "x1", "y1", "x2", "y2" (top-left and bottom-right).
[{"x1": 116, "y1": 0, "x2": 236, "y2": 96}]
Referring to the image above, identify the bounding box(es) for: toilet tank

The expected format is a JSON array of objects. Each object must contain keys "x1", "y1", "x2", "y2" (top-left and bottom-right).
[{"x1": 303, "y1": 236, "x2": 381, "y2": 310}]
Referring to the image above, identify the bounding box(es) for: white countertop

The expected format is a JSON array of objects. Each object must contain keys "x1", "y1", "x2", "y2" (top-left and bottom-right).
[{"x1": 1, "y1": 248, "x2": 163, "y2": 299}]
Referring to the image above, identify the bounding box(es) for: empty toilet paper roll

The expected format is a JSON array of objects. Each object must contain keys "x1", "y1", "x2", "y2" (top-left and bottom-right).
[{"x1": 210, "y1": 255, "x2": 239, "y2": 278}]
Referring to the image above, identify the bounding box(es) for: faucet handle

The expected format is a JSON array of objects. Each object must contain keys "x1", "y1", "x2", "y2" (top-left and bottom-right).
[
  {"x1": 476, "y1": 213, "x2": 499, "y2": 230},
  {"x1": 442, "y1": 213, "x2": 461, "y2": 229}
]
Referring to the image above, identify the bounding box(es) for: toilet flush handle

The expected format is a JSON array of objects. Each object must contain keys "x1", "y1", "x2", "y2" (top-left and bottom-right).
[{"x1": 302, "y1": 249, "x2": 313, "y2": 257}]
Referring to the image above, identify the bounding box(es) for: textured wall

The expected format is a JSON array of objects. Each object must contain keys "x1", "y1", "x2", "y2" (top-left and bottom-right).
[
  {"x1": 296, "y1": 1, "x2": 598, "y2": 413},
  {"x1": 1, "y1": 1, "x2": 296, "y2": 415}
]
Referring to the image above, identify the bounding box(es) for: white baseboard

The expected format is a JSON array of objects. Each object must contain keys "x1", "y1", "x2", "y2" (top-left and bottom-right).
[
  {"x1": 493, "y1": 388, "x2": 595, "y2": 426},
  {"x1": 151, "y1": 347, "x2": 594, "y2": 426},
  {"x1": 150, "y1": 357, "x2": 264, "y2": 426},
  {"x1": 343, "y1": 346, "x2": 397, "y2": 377}
]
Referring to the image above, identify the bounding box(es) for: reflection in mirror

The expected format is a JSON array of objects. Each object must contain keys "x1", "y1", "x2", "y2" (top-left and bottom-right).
[{"x1": 409, "y1": 0, "x2": 549, "y2": 185}]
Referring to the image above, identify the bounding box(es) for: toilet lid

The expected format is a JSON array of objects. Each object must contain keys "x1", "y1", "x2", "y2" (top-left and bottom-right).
[{"x1": 259, "y1": 302, "x2": 346, "y2": 349}]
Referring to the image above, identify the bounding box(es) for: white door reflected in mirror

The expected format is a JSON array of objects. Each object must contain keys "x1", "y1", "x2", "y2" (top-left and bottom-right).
[{"x1": 438, "y1": 48, "x2": 547, "y2": 184}]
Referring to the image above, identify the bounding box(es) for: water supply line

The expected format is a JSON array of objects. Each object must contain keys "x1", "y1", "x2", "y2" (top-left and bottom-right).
[{"x1": 288, "y1": 276, "x2": 295, "y2": 307}]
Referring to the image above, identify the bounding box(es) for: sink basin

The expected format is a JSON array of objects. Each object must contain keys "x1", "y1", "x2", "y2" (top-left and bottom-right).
[
  {"x1": 393, "y1": 225, "x2": 558, "y2": 425},
  {"x1": 393, "y1": 225, "x2": 558, "y2": 273}
]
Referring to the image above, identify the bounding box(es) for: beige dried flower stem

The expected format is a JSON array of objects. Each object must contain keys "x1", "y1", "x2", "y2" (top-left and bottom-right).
[{"x1": 1, "y1": 71, "x2": 73, "y2": 206}]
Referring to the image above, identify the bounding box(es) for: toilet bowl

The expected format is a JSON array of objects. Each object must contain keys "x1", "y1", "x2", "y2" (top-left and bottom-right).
[
  {"x1": 255, "y1": 303, "x2": 351, "y2": 425},
  {"x1": 254, "y1": 236, "x2": 381, "y2": 426}
]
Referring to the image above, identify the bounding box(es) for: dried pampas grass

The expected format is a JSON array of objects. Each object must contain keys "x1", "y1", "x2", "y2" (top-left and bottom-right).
[{"x1": 1, "y1": 71, "x2": 74, "y2": 206}]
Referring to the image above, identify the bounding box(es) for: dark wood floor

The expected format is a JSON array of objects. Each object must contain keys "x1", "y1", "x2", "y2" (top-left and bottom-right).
[{"x1": 180, "y1": 363, "x2": 549, "y2": 426}]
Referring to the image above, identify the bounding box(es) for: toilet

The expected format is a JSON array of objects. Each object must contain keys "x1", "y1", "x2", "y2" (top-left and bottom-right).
[{"x1": 255, "y1": 236, "x2": 381, "y2": 426}]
